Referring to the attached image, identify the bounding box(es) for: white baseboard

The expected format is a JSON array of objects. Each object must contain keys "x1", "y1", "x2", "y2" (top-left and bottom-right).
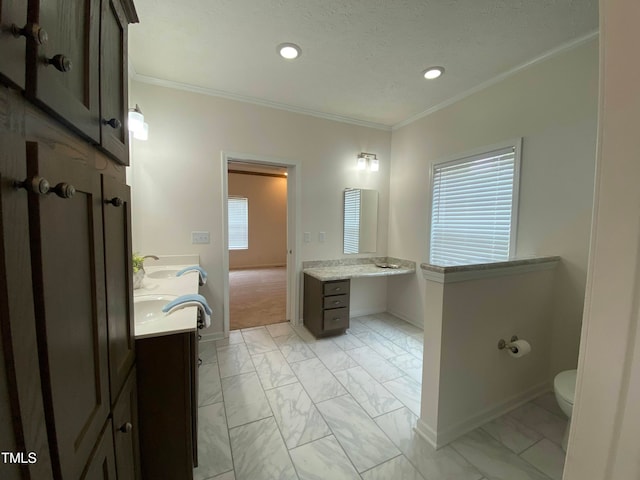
[
  {"x1": 199, "y1": 331, "x2": 225, "y2": 342},
  {"x1": 350, "y1": 307, "x2": 386, "y2": 318},
  {"x1": 387, "y1": 308, "x2": 424, "y2": 329},
  {"x1": 229, "y1": 263, "x2": 286, "y2": 270},
  {"x1": 414, "y1": 418, "x2": 439, "y2": 449},
  {"x1": 416, "y1": 381, "x2": 552, "y2": 449}
]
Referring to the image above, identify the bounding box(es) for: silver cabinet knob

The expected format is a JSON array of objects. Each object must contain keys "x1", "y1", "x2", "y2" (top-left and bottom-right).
[
  {"x1": 15, "y1": 176, "x2": 50, "y2": 195},
  {"x1": 103, "y1": 118, "x2": 122, "y2": 129},
  {"x1": 11, "y1": 23, "x2": 48, "y2": 45},
  {"x1": 47, "y1": 54, "x2": 72, "y2": 72}
]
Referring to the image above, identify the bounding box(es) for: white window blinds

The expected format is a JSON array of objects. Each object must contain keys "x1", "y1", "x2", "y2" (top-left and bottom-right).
[
  {"x1": 343, "y1": 189, "x2": 361, "y2": 254},
  {"x1": 430, "y1": 145, "x2": 518, "y2": 266},
  {"x1": 228, "y1": 197, "x2": 248, "y2": 250}
]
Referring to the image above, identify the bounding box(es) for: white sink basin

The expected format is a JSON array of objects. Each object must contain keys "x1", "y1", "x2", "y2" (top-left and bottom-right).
[
  {"x1": 134, "y1": 295, "x2": 177, "y2": 324},
  {"x1": 147, "y1": 269, "x2": 180, "y2": 279}
]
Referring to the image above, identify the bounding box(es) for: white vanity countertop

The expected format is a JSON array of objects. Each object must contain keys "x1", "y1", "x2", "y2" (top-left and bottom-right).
[
  {"x1": 133, "y1": 263, "x2": 201, "y2": 340},
  {"x1": 304, "y1": 261, "x2": 416, "y2": 281}
]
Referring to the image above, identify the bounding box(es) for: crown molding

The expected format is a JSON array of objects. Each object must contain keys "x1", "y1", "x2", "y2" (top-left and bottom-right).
[
  {"x1": 392, "y1": 29, "x2": 599, "y2": 130},
  {"x1": 130, "y1": 73, "x2": 392, "y2": 131}
]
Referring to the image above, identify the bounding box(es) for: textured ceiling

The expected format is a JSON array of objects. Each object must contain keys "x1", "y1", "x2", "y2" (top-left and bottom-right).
[{"x1": 129, "y1": 0, "x2": 598, "y2": 128}]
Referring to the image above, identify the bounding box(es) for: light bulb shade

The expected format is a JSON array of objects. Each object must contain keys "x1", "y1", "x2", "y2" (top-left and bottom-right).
[
  {"x1": 369, "y1": 158, "x2": 379, "y2": 172},
  {"x1": 357, "y1": 155, "x2": 367, "y2": 170},
  {"x1": 133, "y1": 122, "x2": 149, "y2": 141},
  {"x1": 128, "y1": 110, "x2": 144, "y2": 134}
]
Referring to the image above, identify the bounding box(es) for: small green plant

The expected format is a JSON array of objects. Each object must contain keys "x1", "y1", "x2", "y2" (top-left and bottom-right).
[{"x1": 132, "y1": 253, "x2": 145, "y2": 273}]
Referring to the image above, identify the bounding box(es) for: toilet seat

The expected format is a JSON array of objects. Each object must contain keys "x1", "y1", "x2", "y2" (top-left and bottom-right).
[{"x1": 554, "y1": 369, "x2": 577, "y2": 405}]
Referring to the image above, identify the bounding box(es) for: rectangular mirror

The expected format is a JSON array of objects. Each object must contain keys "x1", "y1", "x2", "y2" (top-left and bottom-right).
[{"x1": 344, "y1": 188, "x2": 378, "y2": 254}]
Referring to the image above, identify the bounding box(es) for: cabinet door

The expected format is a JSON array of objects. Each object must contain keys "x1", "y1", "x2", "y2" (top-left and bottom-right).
[
  {"x1": 99, "y1": 0, "x2": 129, "y2": 165},
  {"x1": 26, "y1": 0, "x2": 100, "y2": 142},
  {"x1": 102, "y1": 174, "x2": 134, "y2": 402},
  {"x1": 0, "y1": 0, "x2": 26, "y2": 88},
  {"x1": 112, "y1": 368, "x2": 141, "y2": 480},
  {"x1": 0, "y1": 132, "x2": 53, "y2": 479},
  {"x1": 27, "y1": 141, "x2": 110, "y2": 479},
  {"x1": 82, "y1": 420, "x2": 117, "y2": 480}
]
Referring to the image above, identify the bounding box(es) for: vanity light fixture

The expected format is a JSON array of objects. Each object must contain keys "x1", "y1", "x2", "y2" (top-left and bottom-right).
[
  {"x1": 134, "y1": 122, "x2": 149, "y2": 141},
  {"x1": 128, "y1": 104, "x2": 144, "y2": 134},
  {"x1": 357, "y1": 152, "x2": 378, "y2": 172},
  {"x1": 128, "y1": 104, "x2": 149, "y2": 141},
  {"x1": 423, "y1": 66, "x2": 445, "y2": 80},
  {"x1": 277, "y1": 43, "x2": 302, "y2": 60}
]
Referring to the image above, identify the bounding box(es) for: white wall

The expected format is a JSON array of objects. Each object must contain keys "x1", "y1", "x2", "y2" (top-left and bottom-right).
[
  {"x1": 387, "y1": 39, "x2": 599, "y2": 375},
  {"x1": 128, "y1": 82, "x2": 391, "y2": 336},
  {"x1": 565, "y1": 0, "x2": 640, "y2": 477},
  {"x1": 419, "y1": 266, "x2": 556, "y2": 447}
]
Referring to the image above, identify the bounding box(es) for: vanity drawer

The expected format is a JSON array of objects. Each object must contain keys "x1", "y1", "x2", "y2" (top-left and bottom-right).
[
  {"x1": 323, "y1": 294, "x2": 349, "y2": 309},
  {"x1": 323, "y1": 281, "x2": 350, "y2": 296},
  {"x1": 323, "y1": 308, "x2": 349, "y2": 331}
]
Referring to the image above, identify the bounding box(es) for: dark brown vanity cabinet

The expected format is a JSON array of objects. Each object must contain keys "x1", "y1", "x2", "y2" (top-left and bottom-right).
[
  {"x1": 303, "y1": 274, "x2": 351, "y2": 337},
  {"x1": 136, "y1": 331, "x2": 199, "y2": 480}
]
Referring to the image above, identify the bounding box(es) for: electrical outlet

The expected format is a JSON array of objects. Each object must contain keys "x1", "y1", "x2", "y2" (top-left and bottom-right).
[
  {"x1": 191, "y1": 231, "x2": 210, "y2": 244},
  {"x1": 303, "y1": 232, "x2": 311, "y2": 243},
  {"x1": 318, "y1": 231, "x2": 326, "y2": 243}
]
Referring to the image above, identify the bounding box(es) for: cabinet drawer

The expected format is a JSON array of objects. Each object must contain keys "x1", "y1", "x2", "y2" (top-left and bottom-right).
[
  {"x1": 323, "y1": 281, "x2": 349, "y2": 296},
  {"x1": 323, "y1": 294, "x2": 349, "y2": 309},
  {"x1": 112, "y1": 368, "x2": 141, "y2": 480},
  {"x1": 323, "y1": 308, "x2": 349, "y2": 331}
]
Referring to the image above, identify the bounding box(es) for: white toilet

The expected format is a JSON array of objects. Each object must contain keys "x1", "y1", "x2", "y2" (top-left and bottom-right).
[{"x1": 554, "y1": 369, "x2": 577, "y2": 451}]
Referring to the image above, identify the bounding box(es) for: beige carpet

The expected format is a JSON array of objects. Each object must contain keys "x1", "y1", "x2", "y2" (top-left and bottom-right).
[{"x1": 229, "y1": 266, "x2": 287, "y2": 330}]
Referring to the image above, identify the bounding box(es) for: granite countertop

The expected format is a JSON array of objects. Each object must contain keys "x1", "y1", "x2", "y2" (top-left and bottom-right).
[
  {"x1": 303, "y1": 257, "x2": 416, "y2": 281},
  {"x1": 420, "y1": 256, "x2": 561, "y2": 273},
  {"x1": 134, "y1": 256, "x2": 201, "y2": 339},
  {"x1": 420, "y1": 256, "x2": 561, "y2": 283}
]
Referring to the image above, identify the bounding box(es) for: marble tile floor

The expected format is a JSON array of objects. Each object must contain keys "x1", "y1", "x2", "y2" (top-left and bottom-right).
[{"x1": 194, "y1": 313, "x2": 567, "y2": 480}]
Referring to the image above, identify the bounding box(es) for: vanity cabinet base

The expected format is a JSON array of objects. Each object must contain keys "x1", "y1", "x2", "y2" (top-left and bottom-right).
[
  {"x1": 136, "y1": 331, "x2": 198, "y2": 480},
  {"x1": 303, "y1": 274, "x2": 350, "y2": 337}
]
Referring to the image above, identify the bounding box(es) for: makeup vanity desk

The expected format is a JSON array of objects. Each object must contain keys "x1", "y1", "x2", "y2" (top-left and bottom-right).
[{"x1": 302, "y1": 258, "x2": 415, "y2": 337}]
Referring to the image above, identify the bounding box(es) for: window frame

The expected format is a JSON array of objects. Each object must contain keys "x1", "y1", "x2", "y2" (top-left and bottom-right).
[{"x1": 427, "y1": 138, "x2": 522, "y2": 266}]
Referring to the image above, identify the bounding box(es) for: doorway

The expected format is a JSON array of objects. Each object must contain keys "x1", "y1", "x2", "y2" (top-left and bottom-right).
[{"x1": 221, "y1": 152, "x2": 301, "y2": 336}]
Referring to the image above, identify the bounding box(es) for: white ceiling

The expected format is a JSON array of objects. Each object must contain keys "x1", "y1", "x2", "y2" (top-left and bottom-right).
[{"x1": 129, "y1": 0, "x2": 598, "y2": 129}]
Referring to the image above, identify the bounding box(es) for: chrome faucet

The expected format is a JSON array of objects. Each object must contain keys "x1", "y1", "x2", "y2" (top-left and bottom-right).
[{"x1": 141, "y1": 255, "x2": 159, "y2": 271}]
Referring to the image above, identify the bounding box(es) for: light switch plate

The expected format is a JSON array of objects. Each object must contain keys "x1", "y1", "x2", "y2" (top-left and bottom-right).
[
  {"x1": 192, "y1": 231, "x2": 210, "y2": 244},
  {"x1": 318, "y1": 232, "x2": 326, "y2": 243},
  {"x1": 303, "y1": 232, "x2": 311, "y2": 243}
]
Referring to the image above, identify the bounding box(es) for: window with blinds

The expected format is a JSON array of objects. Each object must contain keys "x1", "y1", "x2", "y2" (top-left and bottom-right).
[
  {"x1": 429, "y1": 143, "x2": 520, "y2": 266},
  {"x1": 343, "y1": 188, "x2": 361, "y2": 254},
  {"x1": 228, "y1": 197, "x2": 248, "y2": 250}
]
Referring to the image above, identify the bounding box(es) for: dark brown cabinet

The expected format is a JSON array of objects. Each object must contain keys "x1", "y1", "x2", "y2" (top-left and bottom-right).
[
  {"x1": 103, "y1": 174, "x2": 135, "y2": 402},
  {"x1": 83, "y1": 420, "x2": 118, "y2": 480},
  {"x1": 303, "y1": 274, "x2": 351, "y2": 337},
  {"x1": 99, "y1": 0, "x2": 130, "y2": 164},
  {"x1": 27, "y1": 142, "x2": 111, "y2": 479},
  {"x1": 0, "y1": 0, "x2": 139, "y2": 477},
  {"x1": 137, "y1": 332, "x2": 199, "y2": 480},
  {"x1": 112, "y1": 369, "x2": 141, "y2": 480},
  {"x1": 0, "y1": 0, "x2": 27, "y2": 89},
  {"x1": 0, "y1": 0, "x2": 136, "y2": 165},
  {"x1": 26, "y1": 0, "x2": 101, "y2": 142}
]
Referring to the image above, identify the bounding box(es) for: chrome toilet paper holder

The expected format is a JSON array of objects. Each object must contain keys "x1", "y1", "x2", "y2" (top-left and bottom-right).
[{"x1": 498, "y1": 335, "x2": 520, "y2": 353}]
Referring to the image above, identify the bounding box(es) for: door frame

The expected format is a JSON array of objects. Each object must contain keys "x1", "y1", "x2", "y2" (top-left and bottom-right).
[{"x1": 220, "y1": 151, "x2": 302, "y2": 337}]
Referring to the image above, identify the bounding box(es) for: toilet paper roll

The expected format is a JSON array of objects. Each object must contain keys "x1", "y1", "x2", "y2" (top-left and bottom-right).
[{"x1": 508, "y1": 339, "x2": 531, "y2": 358}]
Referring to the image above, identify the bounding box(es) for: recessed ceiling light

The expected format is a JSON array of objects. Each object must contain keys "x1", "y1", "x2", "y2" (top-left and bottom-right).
[
  {"x1": 423, "y1": 66, "x2": 445, "y2": 80},
  {"x1": 277, "y1": 43, "x2": 302, "y2": 60}
]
